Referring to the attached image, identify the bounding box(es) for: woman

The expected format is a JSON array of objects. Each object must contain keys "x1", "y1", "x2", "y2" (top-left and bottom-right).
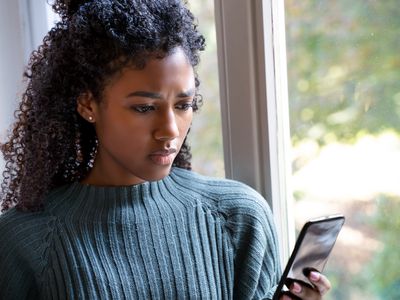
[{"x1": 0, "y1": 0, "x2": 331, "y2": 299}]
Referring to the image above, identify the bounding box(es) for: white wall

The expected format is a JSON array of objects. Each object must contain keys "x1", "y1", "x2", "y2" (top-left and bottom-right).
[
  {"x1": 0, "y1": 0, "x2": 25, "y2": 171},
  {"x1": 0, "y1": 0, "x2": 49, "y2": 173}
]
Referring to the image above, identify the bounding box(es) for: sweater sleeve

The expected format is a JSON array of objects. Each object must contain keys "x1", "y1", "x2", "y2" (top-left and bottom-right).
[
  {"x1": 221, "y1": 184, "x2": 282, "y2": 300},
  {"x1": 0, "y1": 209, "x2": 50, "y2": 299}
]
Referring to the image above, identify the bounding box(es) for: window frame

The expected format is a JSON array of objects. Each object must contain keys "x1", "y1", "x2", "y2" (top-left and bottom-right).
[{"x1": 214, "y1": 0, "x2": 294, "y2": 264}]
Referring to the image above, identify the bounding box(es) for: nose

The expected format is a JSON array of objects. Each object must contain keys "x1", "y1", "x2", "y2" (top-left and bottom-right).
[{"x1": 153, "y1": 109, "x2": 180, "y2": 141}]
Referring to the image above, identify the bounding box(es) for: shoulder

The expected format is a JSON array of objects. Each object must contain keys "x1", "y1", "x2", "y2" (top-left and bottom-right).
[
  {"x1": 0, "y1": 209, "x2": 51, "y2": 298},
  {"x1": 0, "y1": 187, "x2": 71, "y2": 252},
  {"x1": 169, "y1": 168, "x2": 274, "y2": 226},
  {"x1": 0, "y1": 207, "x2": 57, "y2": 262},
  {"x1": 170, "y1": 167, "x2": 261, "y2": 196},
  {"x1": 0, "y1": 183, "x2": 71, "y2": 231},
  {"x1": 170, "y1": 167, "x2": 271, "y2": 207},
  {"x1": 169, "y1": 169, "x2": 279, "y2": 261},
  {"x1": 0, "y1": 206, "x2": 55, "y2": 237}
]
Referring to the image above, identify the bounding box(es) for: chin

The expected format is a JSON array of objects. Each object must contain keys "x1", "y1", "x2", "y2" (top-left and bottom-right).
[{"x1": 143, "y1": 166, "x2": 173, "y2": 182}]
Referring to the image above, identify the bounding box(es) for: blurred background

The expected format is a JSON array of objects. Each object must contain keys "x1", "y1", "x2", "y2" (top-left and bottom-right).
[
  {"x1": 186, "y1": 0, "x2": 225, "y2": 178},
  {"x1": 188, "y1": 0, "x2": 400, "y2": 299},
  {"x1": 285, "y1": 1, "x2": 400, "y2": 299}
]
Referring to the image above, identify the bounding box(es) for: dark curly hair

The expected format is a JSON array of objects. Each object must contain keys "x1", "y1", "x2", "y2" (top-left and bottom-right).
[{"x1": 0, "y1": 0, "x2": 205, "y2": 212}]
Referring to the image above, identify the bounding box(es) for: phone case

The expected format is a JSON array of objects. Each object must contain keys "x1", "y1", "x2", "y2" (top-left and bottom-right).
[{"x1": 272, "y1": 215, "x2": 345, "y2": 300}]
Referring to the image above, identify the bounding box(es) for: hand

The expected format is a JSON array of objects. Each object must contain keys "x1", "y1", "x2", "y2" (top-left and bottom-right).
[{"x1": 279, "y1": 271, "x2": 331, "y2": 300}]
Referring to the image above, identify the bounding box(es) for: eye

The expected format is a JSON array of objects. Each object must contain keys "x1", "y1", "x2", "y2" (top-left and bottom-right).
[
  {"x1": 132, "y1": 105, "x2": 155, "y2": 113},
  {"x1": 175, "y1": 101, "x2": 194, "y2": 111}
]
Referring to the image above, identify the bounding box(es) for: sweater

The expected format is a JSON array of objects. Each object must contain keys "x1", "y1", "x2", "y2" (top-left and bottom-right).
[{"x1": 0, "y1": 168, "x2": 281, "y2": 299}]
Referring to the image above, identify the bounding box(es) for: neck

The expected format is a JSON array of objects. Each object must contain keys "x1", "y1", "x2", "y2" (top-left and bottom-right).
[{"x1": 81, "y1": 153, "x2": 146, "y2": 187}]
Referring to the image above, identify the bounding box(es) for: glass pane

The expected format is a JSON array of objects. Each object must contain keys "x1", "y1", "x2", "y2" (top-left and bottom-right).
[
  {"x1": 285, "y1": 1, "x2": 400, "y2": 299},
  {"x1": 187, "y1": 0, "x2": 225, "y2": 178}
]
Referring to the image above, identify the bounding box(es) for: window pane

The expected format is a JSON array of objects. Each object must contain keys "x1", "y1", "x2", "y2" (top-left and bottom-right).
[
  {"x1": 285, "y1": 1, "x2": 400, "y2": 299},
  {"x1": 187, "y1": 0, "x2": 225, "y2": 178}
]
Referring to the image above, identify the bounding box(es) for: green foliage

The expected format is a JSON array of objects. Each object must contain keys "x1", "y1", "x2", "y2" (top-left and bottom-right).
[
  {"x1": 286, "y1": 0, "x2": 400, "y2": 146},
  {"x1": 364, "y1": 195, "x2": 400, "y2": 299},
  {"x1": 286, "y1": 1, "x2": 400, "y2": 298}
]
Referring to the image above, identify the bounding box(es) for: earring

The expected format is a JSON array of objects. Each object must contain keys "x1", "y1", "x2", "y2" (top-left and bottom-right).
[{"x1": 88, "y1": 116, "x2": 94, "y2": 122}]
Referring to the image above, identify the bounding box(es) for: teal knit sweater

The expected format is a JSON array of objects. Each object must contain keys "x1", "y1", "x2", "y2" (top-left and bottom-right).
[{"x1": 0, "y1": 168, "x2": 280, "y2": 299}]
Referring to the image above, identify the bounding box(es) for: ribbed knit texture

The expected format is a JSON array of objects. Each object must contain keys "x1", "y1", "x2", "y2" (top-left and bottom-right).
[{"x1": 0, "y1": 168, "x2": 280, "y2": 299}]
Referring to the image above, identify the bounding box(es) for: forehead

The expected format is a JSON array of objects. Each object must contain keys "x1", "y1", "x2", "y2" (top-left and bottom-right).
[
  {"x1": 140, "y1": 48, "x2": 193, "y2": 77},
  {"x1": 103, "y1": 48, "x2": 195, "y2": 96}
]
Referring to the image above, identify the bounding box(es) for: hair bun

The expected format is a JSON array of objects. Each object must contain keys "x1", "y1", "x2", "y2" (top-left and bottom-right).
[{"x1": 52, "y1": 0, "x2": 90, "y2": 19}]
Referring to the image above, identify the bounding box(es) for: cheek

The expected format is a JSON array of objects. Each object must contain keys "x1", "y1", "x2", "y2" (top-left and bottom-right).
[{"x1": 97, "y1": 115, "x2": 149, "y2": 147}]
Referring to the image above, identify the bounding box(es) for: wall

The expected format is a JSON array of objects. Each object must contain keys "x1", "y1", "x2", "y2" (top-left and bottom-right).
[{"x1": 0, "y1": 0, "x2": 48, "y2": 172}]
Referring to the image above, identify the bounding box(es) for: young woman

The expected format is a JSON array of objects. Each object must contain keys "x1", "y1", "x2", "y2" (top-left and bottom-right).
[{"x1": 0, "y1": 0, "x2": 331, "y2": 299}]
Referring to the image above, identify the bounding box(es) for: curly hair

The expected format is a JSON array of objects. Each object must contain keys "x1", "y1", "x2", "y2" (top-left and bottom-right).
[{"x1": 0, "y1": 0, "x2": 205, "y2": 212}]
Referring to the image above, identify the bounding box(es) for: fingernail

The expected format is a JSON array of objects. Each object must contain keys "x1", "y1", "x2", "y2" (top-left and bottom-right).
[
  {"x1": 310, "y1": 271, "x2": 320, "y2": 281},
  {"x1": 291, "y1": 282, "x2": 302, "y2": 293}
]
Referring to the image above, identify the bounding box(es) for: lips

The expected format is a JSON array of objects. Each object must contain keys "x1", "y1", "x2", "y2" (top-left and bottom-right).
[{"x1": 149, "y1": 148, "x2": 177, "y2": 166}]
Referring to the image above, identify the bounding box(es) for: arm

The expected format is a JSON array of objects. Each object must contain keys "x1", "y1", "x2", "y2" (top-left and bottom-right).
[{"x1": 221, "y1": 185, "x2": 281, "y2": 299}]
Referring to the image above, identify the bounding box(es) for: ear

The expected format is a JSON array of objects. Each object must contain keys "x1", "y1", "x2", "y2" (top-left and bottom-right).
[{"x1": 77, "y1": 92, "x2": 97, "y2": 123}]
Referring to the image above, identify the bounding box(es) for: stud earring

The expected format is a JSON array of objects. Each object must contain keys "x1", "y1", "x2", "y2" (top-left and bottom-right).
[{"x1": 88, "y1": 116, "x2": 94, "y2": 122}]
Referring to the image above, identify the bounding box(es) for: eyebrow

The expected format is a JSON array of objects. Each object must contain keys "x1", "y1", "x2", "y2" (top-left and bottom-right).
[{"x1": 125, "y1": 88, "x2": 195, "y2": 100}]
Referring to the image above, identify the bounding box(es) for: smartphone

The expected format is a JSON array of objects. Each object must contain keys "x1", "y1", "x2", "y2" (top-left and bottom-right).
[{"x1": 272, "y1": 215, "x2": 345, "y2": 300}]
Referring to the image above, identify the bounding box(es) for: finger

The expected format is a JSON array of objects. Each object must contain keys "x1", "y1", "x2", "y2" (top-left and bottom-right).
[
  {"x1": 308, "y1": 271, "x2": 332, "y2": 295},
  {"x1": 279, "y1": 294, "x2": 293, "y2": 300},
  {"x1": 279, "y1": 291, "x2": 302, "y2": 300},
  {"x1": 289, "y1": 281, "x2": 321, "y2": 300}
]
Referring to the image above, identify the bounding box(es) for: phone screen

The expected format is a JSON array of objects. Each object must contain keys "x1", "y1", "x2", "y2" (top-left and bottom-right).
[{"x1": 273, "y1": 215, "x2": 345, "y2": 299}]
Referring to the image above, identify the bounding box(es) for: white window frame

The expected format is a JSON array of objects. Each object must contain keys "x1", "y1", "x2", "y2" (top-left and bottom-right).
[{"x1": 214, "y1": 0, "x2": 294, "y2": 264}]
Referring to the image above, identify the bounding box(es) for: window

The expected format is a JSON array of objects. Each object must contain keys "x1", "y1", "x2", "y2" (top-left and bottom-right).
[
  {"x1": 186, "y1": 0, "x2": 225, "y2": 178},
  {"x1": 215, "y1": 1, "x2": 400, "y2": 299},
  {"x1": 214, "y1": 0, "x2": 295, "y2": 264},
  {"x1": 285, "y1": 1, "x2": 400, "y2": 298}
]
